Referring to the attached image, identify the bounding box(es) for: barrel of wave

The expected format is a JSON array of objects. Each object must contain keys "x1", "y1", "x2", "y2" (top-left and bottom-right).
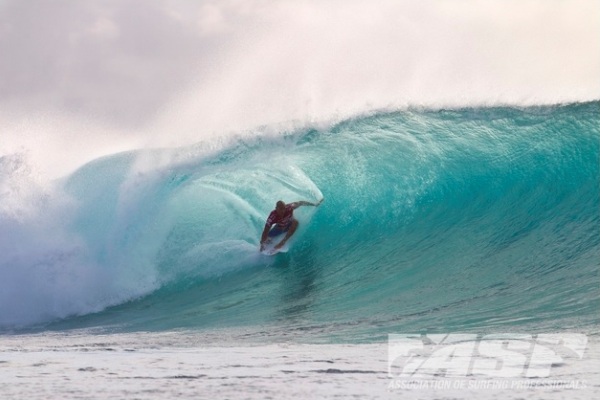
[{"x1": 157, "y1": 164, "x2": 323, "y2": 281}]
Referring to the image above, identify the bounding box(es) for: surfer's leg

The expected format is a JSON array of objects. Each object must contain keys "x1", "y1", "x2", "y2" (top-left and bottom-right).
[
  {"x1": 287, "y1": 219, "x2": 299, "y2": 238},
  {"x1": 279, "y1": 219, "x2": 298, "y2": 244},
  {"x1": 275, "y1": 219, "x2": 298, "y2": 250}
]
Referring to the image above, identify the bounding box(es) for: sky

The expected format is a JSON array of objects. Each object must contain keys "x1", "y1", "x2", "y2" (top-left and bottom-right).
[{"x1": 1, "y1": 0, "x2": 599, "y2": 176}]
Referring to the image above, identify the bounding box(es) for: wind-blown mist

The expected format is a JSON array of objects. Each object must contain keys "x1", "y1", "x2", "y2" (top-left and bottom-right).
[{"x1": 1, "y1": 0, "x2": 599, "y2": 176}]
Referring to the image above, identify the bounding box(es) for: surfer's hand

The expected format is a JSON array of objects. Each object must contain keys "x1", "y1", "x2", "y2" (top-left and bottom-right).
[{"x1": 260, "y1": 242, "x2": 265, "y2": 251}]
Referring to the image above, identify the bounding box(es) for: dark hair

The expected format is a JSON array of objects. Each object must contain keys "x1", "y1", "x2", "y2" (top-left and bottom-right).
[{"x1": 276, "y1": 200, "x2": 285, "y2": 208}]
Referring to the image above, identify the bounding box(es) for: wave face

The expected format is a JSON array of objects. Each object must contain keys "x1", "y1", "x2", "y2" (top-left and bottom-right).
[{"x1": 1, "y1": 102, "x2": 599, "y2": 340}]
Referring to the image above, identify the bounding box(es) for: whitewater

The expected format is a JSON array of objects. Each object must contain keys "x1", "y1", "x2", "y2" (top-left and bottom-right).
[{"x1": 1, "y1": 0, "x2": 599, "y2": 399}]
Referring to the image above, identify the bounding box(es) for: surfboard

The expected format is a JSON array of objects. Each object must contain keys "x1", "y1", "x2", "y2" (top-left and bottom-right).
[{"x1": 260, "y1": 233, "x2": 289, "y2": 256}]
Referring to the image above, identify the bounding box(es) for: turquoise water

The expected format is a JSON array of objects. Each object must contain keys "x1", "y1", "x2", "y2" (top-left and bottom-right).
[{"x1": 1, "y1": 102, "x2": 599, "y2": 341}]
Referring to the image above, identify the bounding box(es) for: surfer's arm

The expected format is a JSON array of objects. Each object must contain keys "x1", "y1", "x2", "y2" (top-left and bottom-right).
[
  {"x1": 260, "y1": 224, "x2": 271, "y2": 250},
  {"x1": 290, "y1": 199, "x2": 323, "y2": 209}
]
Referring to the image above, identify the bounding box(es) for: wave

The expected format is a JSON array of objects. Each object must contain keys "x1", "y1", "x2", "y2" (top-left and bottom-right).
[{"x1": 1, "y1": 102, "x2": 599, "y2": 338}]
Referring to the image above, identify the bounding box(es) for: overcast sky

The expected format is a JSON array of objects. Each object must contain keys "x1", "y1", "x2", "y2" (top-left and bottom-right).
[{"x1": 1, "y1": 0, "x2": 599, "y2": 175}]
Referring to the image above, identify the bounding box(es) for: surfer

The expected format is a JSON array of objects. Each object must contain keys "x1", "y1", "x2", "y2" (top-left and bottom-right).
[{"x1": 260, "y1": 199, "x2": 323, "y2": 252}]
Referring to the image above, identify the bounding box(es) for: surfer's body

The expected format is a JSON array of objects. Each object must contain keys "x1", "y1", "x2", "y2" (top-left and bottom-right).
[{"x1": 260, "y1": 199, "x2": 322, "y2": 252}]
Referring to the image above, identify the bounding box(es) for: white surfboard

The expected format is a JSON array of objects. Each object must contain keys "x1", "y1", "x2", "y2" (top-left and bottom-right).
[{"x1": 260, "y1": 233, "x2": 289, "y2": 256}]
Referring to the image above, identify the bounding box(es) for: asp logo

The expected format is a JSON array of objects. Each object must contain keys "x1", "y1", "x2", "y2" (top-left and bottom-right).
[{"x1": 388, "y1": 333, "x2": 587, "y2": 379}]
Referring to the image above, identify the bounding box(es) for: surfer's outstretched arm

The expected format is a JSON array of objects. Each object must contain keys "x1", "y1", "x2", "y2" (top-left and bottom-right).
[{"x1": 291, "y1": 198, "x2": 324, "y2": 209}]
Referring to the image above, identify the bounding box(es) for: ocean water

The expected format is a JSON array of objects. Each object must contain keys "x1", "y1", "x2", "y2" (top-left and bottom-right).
[
  {"x1": 1, "y1": 332, "x2": 598, "y2": 400},
  {"x1": 1, "y1": 101, "x2": 599, "y2": 398},
  {"x1": 2, "y1": 102, "x2": 599, "y2": 337}
]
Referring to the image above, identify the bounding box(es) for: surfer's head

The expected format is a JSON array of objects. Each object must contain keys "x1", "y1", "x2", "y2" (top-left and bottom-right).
[{"x1": 275, "y1": 200, "x2": 286, "y2": 216}]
